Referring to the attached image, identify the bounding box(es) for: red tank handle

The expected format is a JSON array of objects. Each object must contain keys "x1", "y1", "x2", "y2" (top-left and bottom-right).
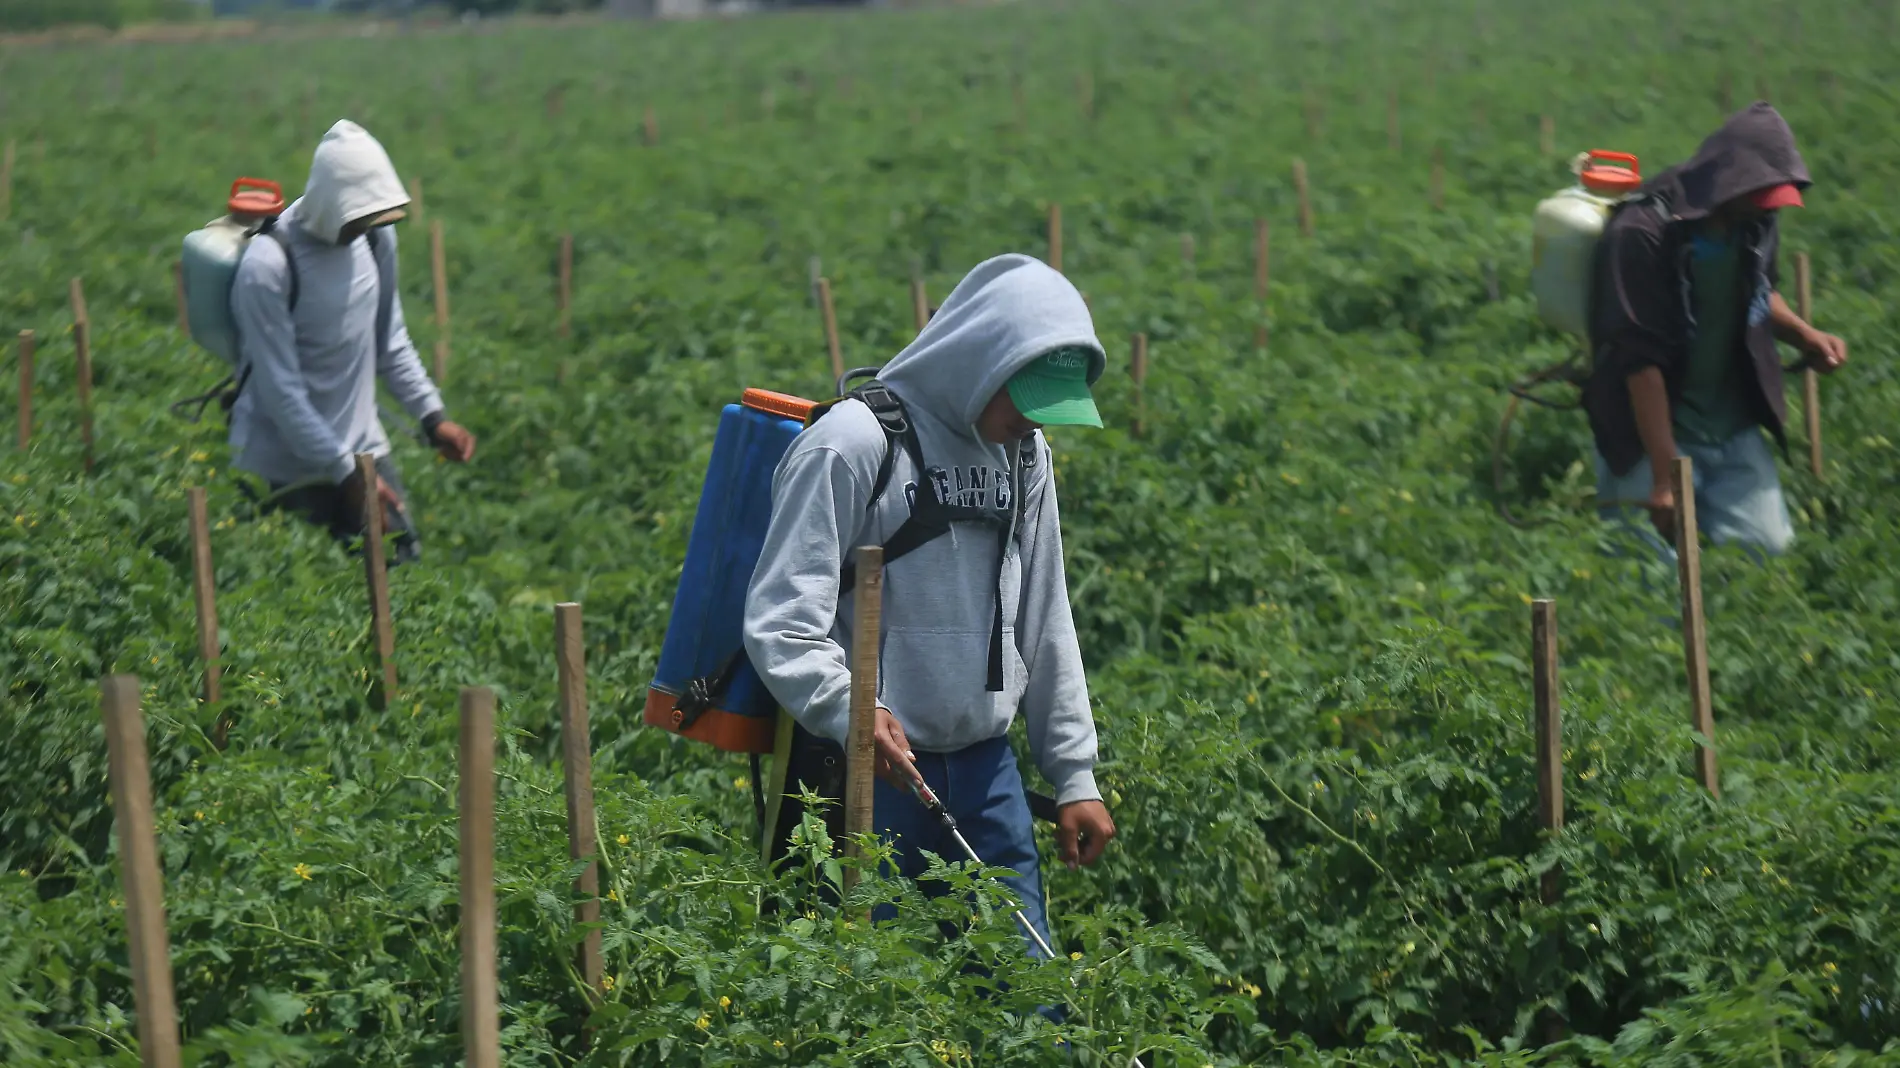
[{"x1": 227, "y1": 177, "x2": 286, "y2": 217}]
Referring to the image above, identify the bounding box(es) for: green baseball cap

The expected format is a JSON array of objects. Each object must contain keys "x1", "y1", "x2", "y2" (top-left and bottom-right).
[{"x1": 1005, "y1": 347, "x2": 1103, "y2": 428}]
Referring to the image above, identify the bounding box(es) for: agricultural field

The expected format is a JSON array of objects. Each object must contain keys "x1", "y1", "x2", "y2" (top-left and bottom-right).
[{"x1": 3, "y1": 0, "x2": 1899, "y2": 1064}]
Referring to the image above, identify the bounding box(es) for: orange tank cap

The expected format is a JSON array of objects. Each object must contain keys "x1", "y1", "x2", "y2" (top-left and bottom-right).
[
  {"x1": 1581, "y1": 150, "x2": 1642, "y2": 195},
  {"x1": 742, "y1": 388, "x2": 816, "y2": 422},
  {"x1": 228, "y1": 177, "x2": 286, "y2": 217}
]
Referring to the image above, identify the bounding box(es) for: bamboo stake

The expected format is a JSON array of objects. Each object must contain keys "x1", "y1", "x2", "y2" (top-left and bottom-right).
[
  {"x1": 1293, "y1": 159, "x2": 1313, "y2": 238},
  {"x1": 909, "y1": 262, "x2": 929, "y2": 333},
  {"x1": 842, "y1": 545, "x2": 884, "y2": 894},
  {"x1": 1047, "y1": 202, "x2": 1063, "y2": 272},
  {"x1": 1430, "y1": 145, "x2": 1446, "y2": 211},
  {"x1": 173, "y1": 262, "x2": 189, "y2": 336},
  {"x1": 1797, "y1": 252, "x2": 1821, "y2": 479},
  {"x1": 558, "y1": 232, "x2": 573, "y2": 339},
  {"x1": 808, "y1": 256, "x2": 823, "y2": 308},
  {"x1": 642, "y1": 105, "x2": 658, "y2": 147},
  {"x1": 187, "y1": 487, "x2": 222, "y2": 707},
  {"x1": 817, "y1": 277, "x2": 843, "y2": 383},
  {"x1": 431, "y1": 220, "x2": 449, "y2": 384},
  {"x1": 458, "y1": 687, "x2": 501, "y2": 1068},
  {"x1": 1539, "y1": 114, "x2": 1555, "y2": 156},
  {"x1": 100, "y1": 675, "x2": 183, "y2": 1068},
  {"x1": 1, "y1": 138, "x2": 13, "y2": 223},
  {"x1": 1531, "y1": 599, "x2": 1563, "y2": 904},
  {"x1": 74, "y1": 319, "x2": 94, "y2": 475},
  {"x1": 1130, "y1": 332, "x2": 1149, "y2": 439},
  {"x1": 555, "y1": 604, "x2": 605, "y2": 1003},
  {"x1": 16, "y1": 329, "x2": 31, "y2": 451},
  {"x1": 357, "y1": 453, "x2": 397, "y2": 703},
  {"x1": 1671, "y1": 457, "x2": 1719, "y2": 797}
]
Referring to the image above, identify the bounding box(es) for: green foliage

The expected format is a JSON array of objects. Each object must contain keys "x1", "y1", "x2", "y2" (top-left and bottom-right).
[{"x1": 1, "y1": 0, "x2": 1899, "y2": 1064}]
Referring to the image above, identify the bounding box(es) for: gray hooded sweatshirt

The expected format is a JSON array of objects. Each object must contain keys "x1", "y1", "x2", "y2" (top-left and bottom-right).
[
  {"x1": 230, "y1": 120, "x2": 442, "y2": 487},
  {"x1": 743, "y1": 254, "x2": 1105, "y2": 806}
]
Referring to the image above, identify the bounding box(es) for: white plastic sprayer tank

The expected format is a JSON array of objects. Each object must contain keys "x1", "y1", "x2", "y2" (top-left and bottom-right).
[
  {"x1": 1530, "y1": 151, "x2": 1642, "y2": 338},
  {"x1": 181, "y1": 178, "x2": 287, "y2": 364}
]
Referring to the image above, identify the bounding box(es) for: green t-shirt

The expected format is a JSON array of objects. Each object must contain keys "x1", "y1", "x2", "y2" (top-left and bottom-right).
[{"x1": 1674, "y1": 228, "x2": 1756, "y2": 446}]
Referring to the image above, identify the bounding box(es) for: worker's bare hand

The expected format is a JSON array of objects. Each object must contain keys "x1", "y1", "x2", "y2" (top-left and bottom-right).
[
  {"x1": 1800, "y1": 329, "x2": 1848, "y2": 375},
  {"x1": 433, "y1": 420, "x2": 477, "y2": 463},
  {"x1": 873, "y1": 707, "x2": 924, "y2": 791},
  {"x1": 1644, "y1": 484, "x2": 1677, "y2": 544},
  {"x1": 1056, "y1": 799, "x2": 1117, "y2": 870}
]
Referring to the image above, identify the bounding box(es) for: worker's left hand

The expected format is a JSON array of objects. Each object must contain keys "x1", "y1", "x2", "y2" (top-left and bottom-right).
[
  {"x1": 433, "y1": 420, "x2": 477, "y2": 463},
  {"x1": 1055, "y1": 800, "x2": 1117, "y2": 870},
  {"x1": 1801, "y1": 329, "x2": 1848, "y2": 374}
]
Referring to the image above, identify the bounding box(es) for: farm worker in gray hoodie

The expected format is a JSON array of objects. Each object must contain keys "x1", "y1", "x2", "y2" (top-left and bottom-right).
[
  {"x1": 230, "y1": 120, "x2": 475, "y2": 564},
  {"x1": 744, "y1": 253, "x2": 1116, "y2": 957}
]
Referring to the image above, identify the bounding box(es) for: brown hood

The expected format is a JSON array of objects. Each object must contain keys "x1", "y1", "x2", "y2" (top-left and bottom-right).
[{"x1": 1641, "y1": 102, "x2": 1810, "y2": 221}]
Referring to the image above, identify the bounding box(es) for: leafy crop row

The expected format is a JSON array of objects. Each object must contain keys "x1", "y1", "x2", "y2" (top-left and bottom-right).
[{"x1": 1, "y1": 0, "x2": 1896, "y2": 1064}]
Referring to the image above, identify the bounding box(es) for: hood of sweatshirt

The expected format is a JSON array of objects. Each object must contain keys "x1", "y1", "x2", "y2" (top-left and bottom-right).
[
  {"x1": 879, "y1": 253, "x2": 1106, "y2": 438},
  {"x1": 1643, "y1": 102, "x2": 1810, "y2": 222},
  {"x1": 294, "y1": 120, "x2": 409, "y2": 246}
]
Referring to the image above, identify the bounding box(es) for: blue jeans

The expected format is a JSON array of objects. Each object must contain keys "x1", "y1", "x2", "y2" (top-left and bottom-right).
[
  {"x1": 871, "y1": 733, "x2": 1054, "y2": 962},
  {"x1": 1594, "y1": 429, "x2": 1795, "y2": 564}
]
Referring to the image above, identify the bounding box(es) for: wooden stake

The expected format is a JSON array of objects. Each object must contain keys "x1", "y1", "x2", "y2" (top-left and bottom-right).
[
  {"x1": 0, "y1": 139, "x2": 12, "y2": 224},
  {"x1": 16, "y1": 329, "x2": 31, "y2": 451},
  {"x1": 558, "y1": 232, "x2": 573, "y2": 339},
  {"x1": 1386, "y1": 88, "x2": 1400, "y2": 152},
  {"x1": 1180, "y1": 233, "x2": 1196, "y2": 266},
  {"x1": 173, "y1": 262, "x2": 189, "y2": 336},
  {"x1": 357, "y1": 453, "x2": 397, "y2": 703},
  {"x1": 74, "y1": 319, "x2": 94, "y2": 475},
  {"x1": 909, "y1": 262, "x2": 929, "y2": 333},
  {"x1": 808, "y1": 255, "x2": 823, "y2": 307},
  {"x1": 458, "y1": 686, "x2": 501, "y2": 1068},
  {"x1": 1797, "y1": 252, "x2": 1821, "y2": 479},
  {"x1": 408, "y1": 177, "x2": 424, "y2": 224},
  {"x1": 100, "y1": 675, "x2": 183, "y2": 1068},
  {"x1": 1047, "y1": 202, "x2": 1063, "y2": 272},
  {"x1": 187, "y1": 487, "x2": 222, "y2": 710},
  {"x1": 1254, "y1": 219, "x2": 1271, "y2": 352},
  {"x1": 1671, "y1": 457, "x2": 1719, "y2": 798},
  {"x1": 1539, "y1": 114, "x2": 1555, "y2": 156},
  {"x1": 69, "y1": 277, "x2": 89, "y2": 330},
  {"x1": 1293, "y1": 159, "x2": 1314, "y2": 238},
  {"x1": 817, "y1": 277, "x2": 843, "y2": 383},
  {"x1": 642, "y1": 105, "x2": 658, "y2": 147},
  {"x1": 430, "y1": 220, "x2": 449, "y2": 383},
  {"x1": 842, "y1": 545, "x2": 884, "y2": 894},
  {"x1": 554, "y1": 604, "x2": 605, "y2": 1002},
  {"x1": 1430, "y1": 145, "x2": 1445, "y2": 211},
  {"x1": 1530, "y1": 599, "x2": 1562, "y2": 904},
  {"x1": 1130, "y1": 332, "x2": 1149, "y2": 439}
]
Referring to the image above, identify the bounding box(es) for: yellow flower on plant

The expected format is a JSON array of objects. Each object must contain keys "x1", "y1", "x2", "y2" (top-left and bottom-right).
[
  {"x1": 774, "y1": 1039, "x2": 785, "y2": 1049},
  {"x1": 735, "y1": 777, "x2": 749, "y2": 790},
  {"x1": 194, "y1": 811, "x2": 204, "y2": 820},
  {"x1": 294, "y1": 863, "x2": 312, "y2": 881},
  {"x1": 602, "y1": 975, "x2": 616, "y2": 991},
  {"x1": 719, "y1": 996, "x2": 731, "y2": 1009},
  {"x1": 607, "y1": 890, "x2": 618, "y2": 902},
  {"x1": 1822, "y1": 961, "x2": 1838, "y2": 976},
  {"x1": 695, "y1": 1014, "x2": 710, "y2": 1031},
  {"x1": 617, "y1": 834, "x2": 630, "y2": 846},
  {"x1": 1070, "y1": 951, "x2": 1083, "y2": 960},
  {"x1": 190, "y1": 450, "x2": 209, "y2": 462}
]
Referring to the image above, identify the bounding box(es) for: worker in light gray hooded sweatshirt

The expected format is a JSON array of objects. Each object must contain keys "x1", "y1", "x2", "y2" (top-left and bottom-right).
[
  {"x1": 231, "y1": 120, "x2": 475, "y2": 563},
  {"x1": 744, "y1": 253, "x2": 1116, "y2": 958}
]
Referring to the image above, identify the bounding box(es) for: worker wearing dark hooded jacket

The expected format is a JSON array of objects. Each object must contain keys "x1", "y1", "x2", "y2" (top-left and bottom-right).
[
  {"x1": 1584, "y1": 103, "x2": 1846, "y2": 557},
  {"x1": 231, "y1": 120, "x2": 476, "y2": 563},
  {"x1": 743, "y1": 253, "x2": 1117, "y2": 958}
]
